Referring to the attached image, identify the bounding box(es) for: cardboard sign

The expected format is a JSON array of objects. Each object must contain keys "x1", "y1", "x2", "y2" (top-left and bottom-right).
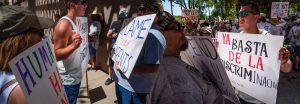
[
  {"x1": 111, "y1": 14, "x2": 156, "y2": 78},
  {"x1": 271, "y1": 2, "x2": 289, "y2": 18},
  {"x1": 9, "y1": 38, "x2": 68, "y2": 104},
  {"x1": 217, "y1": 32, "x2": 284, "y2": 104},
  {"x1": 180, "y1": 36, "x2": 240, "y2": 104},
  {"x1": 182, "y1": 9, "x2": 199, "y2": 23},
  {"x1": 76, "y1": 17, "x2": 90, "y2": 75}
]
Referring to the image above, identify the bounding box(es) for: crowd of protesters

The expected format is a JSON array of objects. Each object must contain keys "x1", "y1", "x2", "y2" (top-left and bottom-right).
[{"x1": 0, "y1": 0, "x2": 299, "y2": 104}]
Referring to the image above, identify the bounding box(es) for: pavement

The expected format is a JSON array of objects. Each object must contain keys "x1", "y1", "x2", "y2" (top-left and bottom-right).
[
  {"x1": 77, "y1": 69, "x2": 116, "y2": 104},
  {"x1": 76, "y1": 69, "x2": 300, "y2": 104}
]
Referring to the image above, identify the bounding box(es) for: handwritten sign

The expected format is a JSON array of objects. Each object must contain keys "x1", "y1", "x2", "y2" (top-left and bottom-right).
[
  {"x1": 271, "y1": 2, "x2": 289, "y2": 18},
  {"x1": 111, "y1": 14, "x2": 156, "y2": 78},
  {"x1": 180, "y1": 36, "x2": 240, "y2": 104},
  {"x1": 9, "y1": 38, "x2": 68, "y2": 104},
  {"x1": 182, "y1": 9, "x2": 199, "y2": 23},
  {"x1": 217, "y1": 32, "x2": 284, "y2": 104},
  {"x1": 76, "y1": 17, "x2": 90, "y2": 75}
]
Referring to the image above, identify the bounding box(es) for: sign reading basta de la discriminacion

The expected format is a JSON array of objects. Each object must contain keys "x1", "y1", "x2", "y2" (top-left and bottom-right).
[
  {"x1": 217, "y1": 32, "x2": 284, "y2": 104},
  {"x1": 9, "y1": 38, "x2": 69, "y2": 104},
  {"x1": 112, "y1": 14, "x2": 156, "y2": 78},
  {"x1": 180, "y1": 36, "x2": 240, "y2": 104}
]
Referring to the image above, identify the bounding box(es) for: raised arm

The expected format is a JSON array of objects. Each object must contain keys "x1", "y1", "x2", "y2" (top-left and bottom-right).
[{"x1": 53, "y1": 20, "x2": 82, "y2": 61}]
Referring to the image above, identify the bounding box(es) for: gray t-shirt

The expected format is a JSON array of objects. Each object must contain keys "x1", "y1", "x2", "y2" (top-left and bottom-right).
[{"x1": 148, "y1": 56, "x2": 224, "y2": 104}]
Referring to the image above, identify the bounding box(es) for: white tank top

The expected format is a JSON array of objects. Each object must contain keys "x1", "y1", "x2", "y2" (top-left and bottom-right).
[
  {"x1": 57, "y1": 16, "x2": 82, "y2": 85},
  {"x1": 0, "y1": 71, "x2": 18, "y2": 104}
]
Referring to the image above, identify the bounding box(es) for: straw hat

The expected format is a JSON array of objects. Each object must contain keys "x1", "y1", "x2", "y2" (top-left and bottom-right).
[
  {"x1": 270, "y1": 18, "x2": 279, "y2": 25},
  {"x1": 90, "y1": 7, "x2": 101, "y2": 16}
]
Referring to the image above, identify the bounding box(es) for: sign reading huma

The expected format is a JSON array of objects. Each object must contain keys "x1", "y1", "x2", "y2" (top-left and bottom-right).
[
  {"x1": 217, "y1": 32, "x2": 284, "y2": 104},
  {"x1": 9, "y1": 38, "x2": 68, "y2": 104}
]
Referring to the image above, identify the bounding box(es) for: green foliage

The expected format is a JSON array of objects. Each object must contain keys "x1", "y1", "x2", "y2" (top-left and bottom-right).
[{"x1": 173, "y1": 16, "x2": 182, "y2": 23}]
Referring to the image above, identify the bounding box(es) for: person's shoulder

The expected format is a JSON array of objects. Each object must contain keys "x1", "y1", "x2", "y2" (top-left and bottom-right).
[{"x1": 54, "y1": 19, "x2": 72, "y2": 35}]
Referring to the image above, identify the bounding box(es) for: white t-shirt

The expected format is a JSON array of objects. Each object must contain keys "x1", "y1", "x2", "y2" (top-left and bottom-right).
[
  {"x1": 257, "y1": 22, "x2": 272, "y2": 32},
  {"x1": 0, "y1": 71, "x2": 18, "y2": 104},
  {"x1": 269, "y1": 20, "x2": 286, "y2": 36},
  {"x1": 88, "y1": 21, "x2": 101, "y2": 49}
]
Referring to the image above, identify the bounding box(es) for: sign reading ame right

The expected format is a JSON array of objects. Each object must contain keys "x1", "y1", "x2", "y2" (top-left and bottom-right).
[{"x1": 112, "y1": 14, "x2": 156, "y2": 78}]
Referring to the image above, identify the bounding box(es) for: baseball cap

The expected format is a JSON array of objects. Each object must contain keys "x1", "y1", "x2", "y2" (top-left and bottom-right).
[
  {"x1": 157, "y1": 11, "x2": 175, "y2": 31},
  {"x1": 0, "y1": 5, "x2": 54, "y2": 40},
  {"x1": 143, "y1": 1, "x2": 161, "y2": 13},
  {"x1": 118, "y1": 8, "x2": 129, "y2": 19}
]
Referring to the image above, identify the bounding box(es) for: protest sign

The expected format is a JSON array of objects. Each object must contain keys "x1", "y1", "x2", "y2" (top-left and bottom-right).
[
  {"x1": 182, "y1": 9, "x2": 199, "y2": 23},
  {"x1": 271, "y1": 2, "x2": 289, "y2": 18},
  {"x1": 76, "y1": 17, "x2": 90, "y2": 75},
  {"x1": 9, "y1": 38, "x2": 68, "y2": 104},
  {"x1": 111, "y1": 14, "x2": 156, "y2": 78},
  {"x1": 217, "y1": 32, "x2": 284, "y2": 104},
  {"x1": 180, "y1": 36, "x2": 240, "y2": 104}
]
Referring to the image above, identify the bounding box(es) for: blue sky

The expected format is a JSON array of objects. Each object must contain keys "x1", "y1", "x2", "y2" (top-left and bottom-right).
[{"x1": 162, "y1": 1, "x2": 182, "y2": 16}]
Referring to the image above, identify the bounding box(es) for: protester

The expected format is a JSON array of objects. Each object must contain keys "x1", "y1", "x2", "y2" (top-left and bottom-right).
[
  {"x1": 257, "y1": 16, "x2": 272, "y2": 32},
  {"x1": 113, "y1": 1, "x2": 167, "y2": 104},
  {"x1": 148, "y1": 21, "x2": 225, "y2": 104},
  {"x1": 237, "y1": 2, "x2": 292, "y2": 103},
  {"x1": 0, "y1": 5, "x2": 53, "y2": 104},
  {"x1": 106, "y1": 8, "x2": 129, "y2": 86},
  {"x1": 53, "y1": 0, "x2": 86, "y2": 104},
  {"x1": 88, "y1": 9, "x2": 102, "y2": 70},
  {"x1": 199, "y1": 26, "x2": 214, "y2": 38},
  {"x1": 269, "y1": 18, "x2": 286, "y2": 36},
  {"x1": 231, "y1": 23, "x2": 242, "y2": 33}
]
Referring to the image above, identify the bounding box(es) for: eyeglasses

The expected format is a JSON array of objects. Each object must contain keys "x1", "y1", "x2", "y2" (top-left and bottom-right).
[{"x1": 236, "y1": 11, "x2": 257, "y2": 17}]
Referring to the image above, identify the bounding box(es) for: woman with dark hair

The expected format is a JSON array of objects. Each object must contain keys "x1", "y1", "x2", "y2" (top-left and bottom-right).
[{"x1": 0, "y1": 5, "x2": 53, "y2": 104}]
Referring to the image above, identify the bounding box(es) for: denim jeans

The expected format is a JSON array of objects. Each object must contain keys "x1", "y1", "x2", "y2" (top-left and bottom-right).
[
  {"x1": 64, "y1": 83, "x2": 81, "y2": 104},
  {"x1": 115, "y1": 83, "x2": 148, "y2": 104}
]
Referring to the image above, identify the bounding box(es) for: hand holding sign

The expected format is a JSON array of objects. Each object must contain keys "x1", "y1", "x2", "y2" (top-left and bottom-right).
[
  {"x1": 279, "y1": 47, "x2": 292, "y2": 73},
  {"x1": 71, "y1": 31, "x2": 82, "y2": 49}
]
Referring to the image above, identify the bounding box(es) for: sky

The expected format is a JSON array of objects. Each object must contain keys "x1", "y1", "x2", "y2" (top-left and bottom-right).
[{"x1": 162, "y1": 1, "x2": 182, "y2": 16}]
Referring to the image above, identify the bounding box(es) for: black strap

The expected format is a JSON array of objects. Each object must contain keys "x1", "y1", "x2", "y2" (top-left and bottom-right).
[{"x1": 0, "y1": 79, "x2": 17, "y2": 95}]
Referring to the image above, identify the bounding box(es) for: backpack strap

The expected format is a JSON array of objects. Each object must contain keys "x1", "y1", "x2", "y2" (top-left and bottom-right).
[{"x1": 0, "y1": 79, "x2": 17, "y2": 95}]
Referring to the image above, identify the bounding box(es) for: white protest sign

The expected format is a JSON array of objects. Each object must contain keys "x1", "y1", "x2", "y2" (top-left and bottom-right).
[
  {"x1": 76, "y1": 17, "x2": 90, "y2": 75},
  {"x1": 9, "y1": 38, "x2": 69, "y2": 104},
  {"x1": 217, "y1": 32, "x2": 284, "y2": 104},
  {"x1": 271, "y1": 2, "x2": 289, "y2": 18},
  {"x1": 180, "y1": 36, "x2": 240, "y2": 104},
  {"x1": 182, "y1": 9, "x2": 199, "y2": 23},
  {"x1": 112, "y1": 14, "x2": 156, "y2": 78}
]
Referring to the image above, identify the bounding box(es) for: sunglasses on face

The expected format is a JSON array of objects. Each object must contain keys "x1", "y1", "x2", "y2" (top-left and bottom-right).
[{"x1": 236, "y1": 11, "x2": 257, "y2": 17}]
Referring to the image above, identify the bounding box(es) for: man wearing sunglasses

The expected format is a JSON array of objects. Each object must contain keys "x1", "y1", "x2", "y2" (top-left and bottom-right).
[
  {"x1": 236, "y1": 2, "x2": 292, "y2": 104},
  {"x1": 53, "y1": 0, "x2": 87, "y2": 104}
]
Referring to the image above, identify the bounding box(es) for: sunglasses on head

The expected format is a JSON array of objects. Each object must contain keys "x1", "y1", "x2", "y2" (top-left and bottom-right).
[{"x1": 237, "y1": 11, "x2": 257, "y2": 17}]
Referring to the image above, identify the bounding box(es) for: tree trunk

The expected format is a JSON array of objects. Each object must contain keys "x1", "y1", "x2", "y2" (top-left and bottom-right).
[{"x1": 170, "y1": 0, "x2": 174, "y2": 15}]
